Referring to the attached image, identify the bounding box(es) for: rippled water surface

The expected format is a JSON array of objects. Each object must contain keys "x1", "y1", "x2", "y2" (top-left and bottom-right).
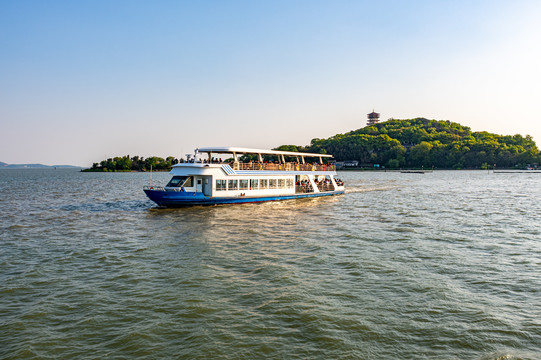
[{"x1": 1, "y1": 169, "x2": 540, "y2": 359}]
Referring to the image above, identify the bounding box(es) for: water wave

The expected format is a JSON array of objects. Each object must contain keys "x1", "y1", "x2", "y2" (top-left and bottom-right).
[
  {"x1": 345, "y1": 185, "x2": 398, "y2": 193},
  {"x1": 60, "y1": 200, "x2": 151, "y2": 212},
  {"x1": 1, "y1": 169, "x2": 541, "y2": 359}
]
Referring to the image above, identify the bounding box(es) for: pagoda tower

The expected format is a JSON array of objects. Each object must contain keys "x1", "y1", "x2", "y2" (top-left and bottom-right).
[{"x1": 367, "y1": 110, "x2": 380, "y2": 126}]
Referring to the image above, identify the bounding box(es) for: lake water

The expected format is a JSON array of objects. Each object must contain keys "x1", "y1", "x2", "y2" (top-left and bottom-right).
[{"x1": 1, "y1": 169, "x2": 540, "y2": 359}]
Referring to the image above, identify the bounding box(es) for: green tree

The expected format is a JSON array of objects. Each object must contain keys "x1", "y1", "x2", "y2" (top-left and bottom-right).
[{"x1": 408, "y1": 141, "x2": 433, "y2": 167}]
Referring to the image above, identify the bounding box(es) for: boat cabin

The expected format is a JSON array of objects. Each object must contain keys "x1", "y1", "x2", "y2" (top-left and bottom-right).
[{"x1": 143, "y1": 147, "x2": 344, "y2": 206}]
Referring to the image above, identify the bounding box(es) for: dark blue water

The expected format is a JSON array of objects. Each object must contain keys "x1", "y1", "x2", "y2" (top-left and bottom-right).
[{"x1": 1, "y1": 169, "x2": 540, "y2": 359}]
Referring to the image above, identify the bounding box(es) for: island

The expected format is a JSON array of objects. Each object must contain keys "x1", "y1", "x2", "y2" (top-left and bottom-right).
[
  {"x1": 83, "y1": 118, "x2": 540, "y2": 171},
  {"x1": 286, "y1": 118, "x2": 540, "y2": 170}
]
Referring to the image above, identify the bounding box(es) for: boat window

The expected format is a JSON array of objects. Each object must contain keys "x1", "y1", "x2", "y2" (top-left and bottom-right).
[
  {"x1": 269, "y1": 179, "x2": 277, "y2": 188},
  {"x1": 239, "y1": 179, "x2": 248, "y2": 190},
  {"x1": 260, "y1": 179, "x2": 268, "y2": 189},
  {"x1": 216, "y1": 179, "x2": 226, "y2": 191},
  {"x1": 166, "y1": 176, "x2": 193, "y2": 187},
  {"x1": 250, "y1": 179, "x2": 258, "y2": 190},
  {"x1": 184, "y1": 176, "x2": 194, "y2": 187},
  {"x1": 286, "y1": 179, "x2": 294, "y2": 188},
  {"x1": 278, "y1": 179, "x2": 285, "y2": 188},
  {"x1": 228, "y1": 179, "x2": 238, "y2": 190}
]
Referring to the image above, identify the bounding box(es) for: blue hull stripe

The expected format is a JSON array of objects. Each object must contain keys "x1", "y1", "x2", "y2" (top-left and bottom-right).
[{"x1": 144, "y1": 189, "x2": 345, "y2": 207}]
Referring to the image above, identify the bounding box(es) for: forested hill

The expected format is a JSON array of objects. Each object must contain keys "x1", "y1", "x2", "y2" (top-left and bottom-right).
[
  {"x1": 283, "y1": 118, "x2": 540, "y2": 169},
  {"x1": 86, "y1": 118, "x2": 539, "y2": 171}
]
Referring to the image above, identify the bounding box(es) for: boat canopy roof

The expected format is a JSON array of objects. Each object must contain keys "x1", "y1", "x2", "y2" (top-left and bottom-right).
[{"x1": 196, "y1": 147, "x2": 333, "y2": 158}]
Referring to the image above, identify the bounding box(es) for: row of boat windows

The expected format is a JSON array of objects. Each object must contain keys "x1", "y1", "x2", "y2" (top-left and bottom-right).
[{"x1": 216, "y1": 179, "x2": 294, "y2": 191}]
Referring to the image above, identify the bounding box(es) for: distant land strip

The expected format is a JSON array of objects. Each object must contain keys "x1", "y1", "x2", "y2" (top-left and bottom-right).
[
  {"x1": 0, "y1": 162, "x2": 81, "y2": 169},
  {"x1": 83, "y1": 118, "x2": 541, "y2": 172}
]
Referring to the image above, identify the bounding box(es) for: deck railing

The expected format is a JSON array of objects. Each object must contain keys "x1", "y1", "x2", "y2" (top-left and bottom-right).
[
  {"x1": 316, "y1": 183, "x2": 335, "y2": 192},
  {"x1": 295, "y1": 184, "x2": 314, "y2": 193},
  {"x1": 232, "y1": 162, "x2": 335, "y2": 172}
]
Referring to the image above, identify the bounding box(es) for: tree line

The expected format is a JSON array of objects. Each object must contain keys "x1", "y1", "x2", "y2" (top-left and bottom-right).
[
  {"x1": 83, "y1": 155, "x2": 182, "y2": 172},
  {"x1": 279, "y1": 118, "x2": 540, "y2": 169}
]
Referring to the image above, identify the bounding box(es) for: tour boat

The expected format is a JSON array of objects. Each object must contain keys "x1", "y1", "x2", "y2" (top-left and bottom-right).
[{"x1": 143, "y1": 147, "x2": 345, "y2": 206}]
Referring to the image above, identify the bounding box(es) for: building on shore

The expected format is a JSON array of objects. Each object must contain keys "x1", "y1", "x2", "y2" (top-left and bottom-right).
[
  {"x1": 367, "y1": 110, "x2": 380, "y2": 126},
  {"x1": 335, "y1": 160, "x2": 359, "y2": 169}
]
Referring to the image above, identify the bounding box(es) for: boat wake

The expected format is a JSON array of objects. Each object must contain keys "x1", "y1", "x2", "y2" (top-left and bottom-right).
[
  {"x1": 60, "y1": 200, "x2": 150, "y2": 212},
  {"x1": 345, "y1": 185, "x2": 398, "y2": 194}
]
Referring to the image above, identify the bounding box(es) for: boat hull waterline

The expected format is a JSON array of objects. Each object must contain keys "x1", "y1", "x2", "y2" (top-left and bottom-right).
[{"x1": 144, "y1": 188, "x2": 345, "y2": 207}]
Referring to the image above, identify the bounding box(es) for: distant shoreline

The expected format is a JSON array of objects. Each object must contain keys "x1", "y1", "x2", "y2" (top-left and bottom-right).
[
  {"x1": 80, "y1": 168, "x2": 169, "y2": 173},
  {"x1": 0, "y1": 164, "x2": 81, "y2": 169}
]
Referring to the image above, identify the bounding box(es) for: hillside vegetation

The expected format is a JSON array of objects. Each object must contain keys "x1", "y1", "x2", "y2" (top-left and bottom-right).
[
  {"x1": 85, "y1": 118, "x2": 540, "y2": 171},
  {"x1": 294, "y1": 118, "x2": 540, "y2": 169}
]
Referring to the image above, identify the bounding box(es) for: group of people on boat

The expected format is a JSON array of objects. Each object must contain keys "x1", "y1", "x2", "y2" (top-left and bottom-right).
[
  {"x1": 294, "y1": 177, "x2": 344, "y2": 193},
  {"x1": 206, "y1": 157, "x2": 224, "y2": 164},
  {"x1": 203, "y1": 158, "x2": 332, "y2": 167},
  {"x1": 196, "y1": 157, "x2": 335, "y2": 172},
  {"x1": 315, "y1": 177, "x2": 343, "y2": 192},
  {"x1": 296, "y1": 179, "x2": 314, "y2": 193}
]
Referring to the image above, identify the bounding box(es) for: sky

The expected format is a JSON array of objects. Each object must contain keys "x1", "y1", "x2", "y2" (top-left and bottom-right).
[{"x1": 1, "y1": 0, "x2": 541, "y2": 166}]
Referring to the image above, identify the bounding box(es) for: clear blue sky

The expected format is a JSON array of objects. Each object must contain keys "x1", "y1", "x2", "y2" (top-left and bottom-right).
[{"x1": 1, "y1": 0, "x2": 540, "y2": 166}]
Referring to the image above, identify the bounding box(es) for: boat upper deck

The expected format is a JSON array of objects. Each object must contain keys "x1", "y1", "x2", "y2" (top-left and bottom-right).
[
  {"x1": 173, "y1": 160, "x2": 336, "y2": 172},
  {"x1": 184, "y1": 147, "x2": 336, "y2": 172},
  {"x1": 234, "y1": 162, "x2": 335, "y2": 172}
]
